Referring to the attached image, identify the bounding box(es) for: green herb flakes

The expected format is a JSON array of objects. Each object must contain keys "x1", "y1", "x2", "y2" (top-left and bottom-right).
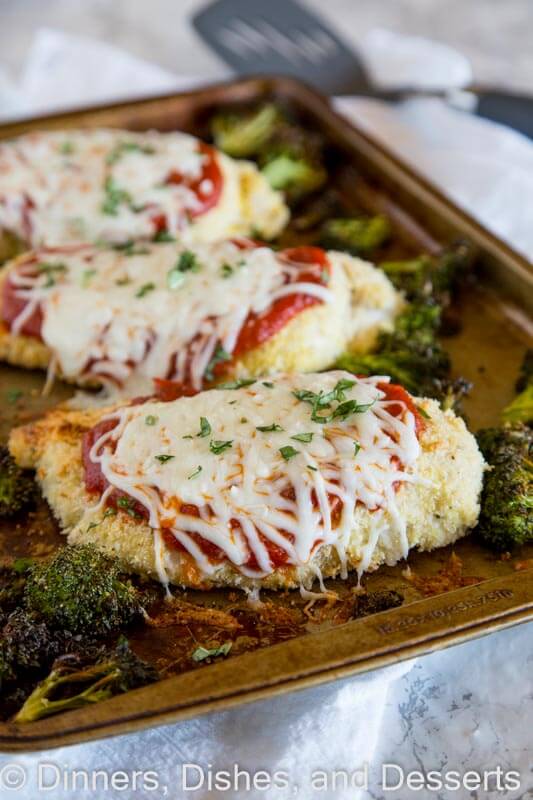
[
  {"x1": 210, "y1": 440, "x2": 233, "y2": 455},
  {"x1": 135, "y1": 282, "x2": 156, "y2": 298},
  {"x1": 204, "y1": 345, "x2": 231, "y2": 382},
  {"x1": 256, "y1": 424, "x2": 284, "y2": 433},
  {"x1": 101, "y1": 177, "x2": 132, "y2": 216},
  {"x1": 145, "y1": 415, "x2": 158, "y2": 426},
  {"x1": 192, "y1": 641, "x2": 232, "y2": 662},
  {"x1": 155, "y1": 454, "x2": 175, "y2": 464},
  {"x1": 290, "y1": 432, "x2": 313, "y2": 443},
  {"x1": 197, "y1": 417, "x2": 211, "y2": 438},
  {"x1": 279, "y1": 445, "x2": 299, "y2": 461},
  {"x1": 188, "y1": 466, "x2": 203, "y2": 480}
]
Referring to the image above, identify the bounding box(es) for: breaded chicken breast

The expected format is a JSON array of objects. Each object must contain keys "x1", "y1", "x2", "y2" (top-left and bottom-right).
[
  {"x1": 0, "y1": 240, "x2": 401, "y2": 396},
  {"x1": 9, "y1": 372, "x2": 485, "y2": 592},
  {"x1": 0, "y1": 128, "x2": 288, "y2": 257}
]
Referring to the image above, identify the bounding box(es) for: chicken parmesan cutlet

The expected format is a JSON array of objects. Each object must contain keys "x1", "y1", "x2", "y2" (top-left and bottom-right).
[
  {"x1": 0, "y1": 128, "x2": 288, "y2": 259},
  {"x1": 9, "y1": 372, "x2": 485, "y2": 591},
  {"x1": 0, "y1": 240, "x2": 401, "y2": 395}
]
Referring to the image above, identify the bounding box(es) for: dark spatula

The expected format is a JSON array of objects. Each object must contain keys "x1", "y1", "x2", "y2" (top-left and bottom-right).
[{"x1": 192, "y1": 0, "x2": 533, "y2": 139}]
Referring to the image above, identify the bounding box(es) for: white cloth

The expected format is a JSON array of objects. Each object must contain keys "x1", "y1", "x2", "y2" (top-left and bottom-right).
[{"x1": 0, "y1": 28, "x2": 531, "y2": 800}]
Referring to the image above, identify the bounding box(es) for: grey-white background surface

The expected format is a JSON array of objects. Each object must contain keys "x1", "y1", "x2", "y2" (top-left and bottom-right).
[
  {"x1": 0, "y1": 1, "x2": 531, "y2": 798},
  {"x1": 1, "y1": 0, "x2": 533, "y2": 91}
]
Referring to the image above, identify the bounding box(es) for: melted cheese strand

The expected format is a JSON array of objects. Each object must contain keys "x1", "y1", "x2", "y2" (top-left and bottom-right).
[
  {"x1": 88, "y1": 372, "x2": 423, "y2": 583},
  {"x1": 8, "y1": 241, "x2": 334, "y2": 396}
]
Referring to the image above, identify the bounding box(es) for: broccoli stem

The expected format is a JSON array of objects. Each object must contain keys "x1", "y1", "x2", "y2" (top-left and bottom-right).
[{"x1": 14, "y1": 664, "x2": 118, "y2": 723}]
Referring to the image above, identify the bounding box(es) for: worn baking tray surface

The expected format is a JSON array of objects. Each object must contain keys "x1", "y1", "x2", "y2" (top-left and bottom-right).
[{"x1": 0, "y1": 77, "x2": 531, "y2": 750}]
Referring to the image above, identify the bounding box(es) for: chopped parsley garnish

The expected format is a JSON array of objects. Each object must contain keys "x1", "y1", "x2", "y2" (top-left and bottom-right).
[
  {"x1": 155, "y1": 454, "x2": 175, "y2": 464},
  {"x1": 101, "y1": 177, "x2": 132, "y2": 216},
  {"x1": 115, "y1": 276, "x2": 131, "y2": 286},
  {"x1": 145, "y1": 415, "x2": 158, "y2": 426},
  {"x1": 262, "y1": 381, "x2": 274, "y2": 388},
  {"x1": 204, "y1": 345, "x2": 231, "y2": 382},
  {"x1": 197, "y1": 417, "x2": 211, "y2": 438},
  {"x1": 353, "y1": 441, "x2": 361, "y2": 456},
  {"x1": 177, "y1": 250, "x2": 200, "y2": 272},
  {"x1": 167, "y1": 250, "x2": 200, "y2": 289},
  {"x1": 36, "y1": 262, "x2": 67, "y2": 276},
  {"x1": 256, "y1": 423, "x2": 284, "y2": 433},
  {"x1": 112, "y1": 241, "x2": 151, "y2": 256},
  {"x1": 240, "y1": 417, "x2": 248, "y2": 424},
  {"x1": 417, "y1": 405, "x2": 431, "y2": 420},
  {"x1": 182, "y1": 435, "x2": 194, "y2": 440},
  {"x1": 117, "y1": 496, "x2": 142, "y2": 519},
  {"x1": 81, "y1": 268, "x2": 96, "y2": 287},
  {"x1": 86, "y1": 506, "x2": 117, "y2": 532},
  {"x1": 307, "y1": 465, "x2": 318, "y2": 472},
  {"x1": 188, "y1": 465, "x2": 203, "y2": 480},
  {"x1": 279, "y1": 445, "x2": 299, "y2": 461},
  {"x1": 216, "y1": 378, "x2": 256, "y2": 390},
  {"x1": 293, "y1": 379, "x2": 374, "y2": 424},
  {"x1": 135, "y1": 282, "x2": 156, "y2": 298},
  {"x1": 210, "y1": 439, "x2": 233, "y2": 455},
  {"x1": 59, "y1": 141, "x2": 74, "y2": 155},
  {"x1": 291, "y1": 432, "x2": 313, "y2": 443},
  {"x1": 153, "y1": 230, "x2": 176, "y2": 243},
  {"x1": 220, "y1": 263, "x2": 234, "y2": 278},
  {"x1": 6, "y1": 388, "x2": 23, "y2": 404},
  {"x1": 192, "y1": 641, "x2": 232, "y2": 662},
  {"x1": 106, "y1": 141, "x2": 155, "y2": 165}
]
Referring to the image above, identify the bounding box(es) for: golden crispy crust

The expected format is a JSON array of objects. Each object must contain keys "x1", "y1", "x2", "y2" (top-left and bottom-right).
[{"x1": 9, "y1": 398, "x2": 485, "y2": 591}]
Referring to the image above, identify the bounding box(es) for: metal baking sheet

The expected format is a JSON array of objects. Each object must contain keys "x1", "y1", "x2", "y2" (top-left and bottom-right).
[{"x1": 0, "y1": 77, "x2": 531, "y2": 751}]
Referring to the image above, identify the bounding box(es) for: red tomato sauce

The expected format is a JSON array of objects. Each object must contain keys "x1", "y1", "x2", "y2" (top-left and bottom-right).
[
  {"x1": 153, "y1": 142, "x2": 223, "y2": 233},
  {"x1": 81, "y1": 375, "x2": 424, "y2": 574},
  {"x1": 1, "y1": 273, "x2": 43, "y2": 338}
]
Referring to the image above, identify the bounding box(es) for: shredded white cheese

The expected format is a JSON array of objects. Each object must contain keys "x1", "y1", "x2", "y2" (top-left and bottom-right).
[
  {"x1": 7, "y1": 241, "x2": 334, "y2": 394},
  {"x1": 88, "y1": 372, "x2": 421, "y2": 583},
  {"x1": 0, "y1": 128, "x2": 287, "y2": 245}
]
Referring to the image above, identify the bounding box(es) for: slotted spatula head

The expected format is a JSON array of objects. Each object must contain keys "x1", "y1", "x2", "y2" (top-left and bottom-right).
[{"x1": 192, "y1": 0, "x2": 373, "y2": 95}]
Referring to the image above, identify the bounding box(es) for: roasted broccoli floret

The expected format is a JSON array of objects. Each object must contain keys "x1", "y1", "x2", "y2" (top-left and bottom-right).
[
  {"x1": 320, "y1": 215, "x2": 391, "y2": 255},
  {"x1": 210, "y1": 103, "x2": 280, "y2": 158},
  {"x1": 379, "y1": 242, "x2": 472, "y2": 305},
  {"x1": 502, "y1": 350, "x2": 533, "y2": 425},
  {"x1": 0, "y1": 559, "x2": 32, "y2": 621},
  {"x1": 336, "y1": 300, "x2": 453, "y2": 400},
  {"x1": 0, "y1": 446, "x2": 36, "y2": 518},
  {"x1": 0, "y1": 609, "x2": 59, "y2": 690},
  {"x1": 15, "y1": 638, "x2": 158, "y2": 723},
  {"x1": 259, "y1": 124, "x2": 326, "y2": 202},
  {"x1": 24, "y1": 545, "x2": 144, "y2": 637},
  {"x1": 476, "y1": 424, "x2": 532, "y2": 550}
]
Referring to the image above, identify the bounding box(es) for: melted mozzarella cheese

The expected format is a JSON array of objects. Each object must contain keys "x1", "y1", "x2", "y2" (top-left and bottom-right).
[
  {"x1": 89, "y1": 372, "x2": 422, "y2": 584},
  {"x1": 8, "y1": 241, "x2": 334, "y2": 394},
  {"x1": 0, "y1": 129, "x2": 287, "y2": 245}
]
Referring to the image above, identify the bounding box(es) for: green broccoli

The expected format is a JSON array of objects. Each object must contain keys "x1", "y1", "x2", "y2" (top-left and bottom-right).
[
  {"x1": 0, "y1": 559, "x2": 33, "y2": 621},
  {"x1": 24, "y1": 545, "x2": 145, "y2": 637},
  {"x1": 502, "y1": 349, "x2": 532, "y2": 425},
  {"x1": 320, "y1": 215, "x2": 391, "y2": 255},
  {"x1": 210, "y1": 104, "x2": 280, "y2": 158},
  {"x1": 15, "y1": 638, "x2": 158, "y2": 723},
  {"x1": 476, "y1": 424, "x2": 532, "y2": 550},
  {"x1": 259, "y1": 124, "x2": 326, "y2": 202},
  {"x1": 0, "y1": 446, "x2": 36, "y2": 517},
  {"x1": 379, "y1": 242, "x2": 472, "y2": 305},
  {"x1": 336, "y1": 300, "x2": 455, "y2": 401}
]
